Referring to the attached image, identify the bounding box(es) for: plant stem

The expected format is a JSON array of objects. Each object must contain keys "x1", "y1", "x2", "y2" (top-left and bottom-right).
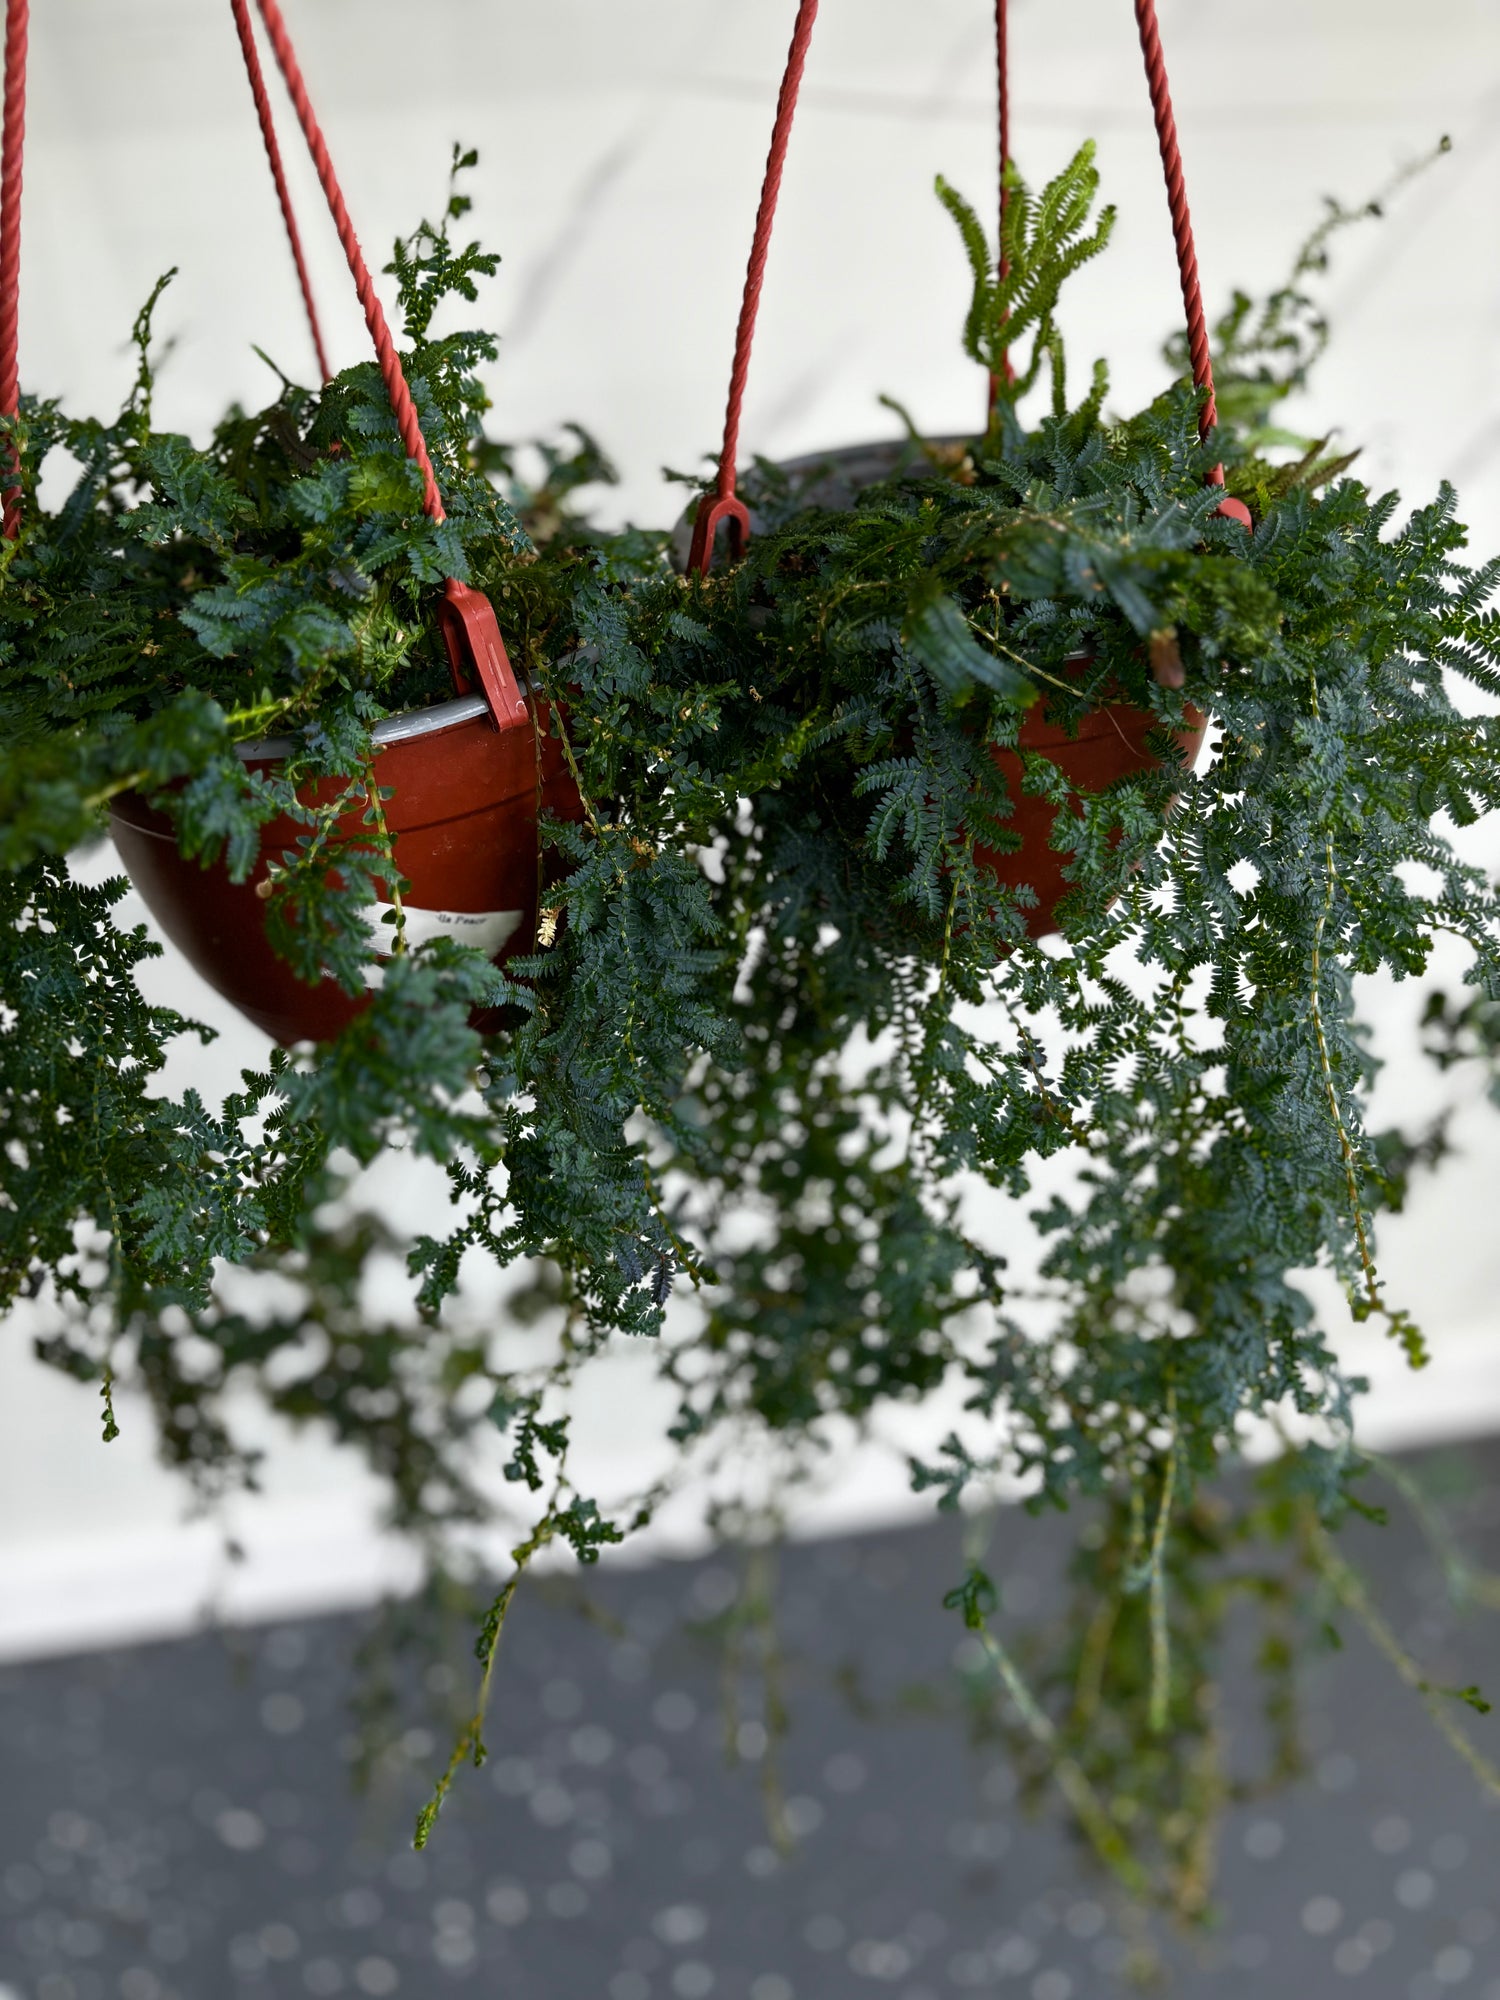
[
  {"x1": 412, "y1": 1494, "x2": 560, "y2": 1850},
  {"x1": 92, "y1": 1059, "x2": 124, "y2": 1443},
  {"x1": 1365, "y1": 1450, "x2": 1500, "y2": 1611},
  {"x1": 973, "y1": 1619, "x2": 1151, "y2": 1898},
  {"x1": 363, "y1": 775, "x2": 407, "y2": 957},
  {"x1": 1148, "y1": 1396, "x2": 1178, "y2": 1736},
  {"x1": 1305, "y1": 1507, "x2": 1500, "y2": 1801},
  {"x1": 1305, "y1": 667, "x2": 1412, "y2": 1351},
  {"x1": 1309, "y1": 833, "x2": 1381, "y2": 1314}
]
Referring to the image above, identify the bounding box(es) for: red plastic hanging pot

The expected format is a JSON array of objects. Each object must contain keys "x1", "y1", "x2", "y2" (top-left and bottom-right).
[
  {"x1": 110, "y1": 683, "x2": 581, "y2": 1047},
  {"x1": 979, "y1": 678, "x2": 1205, "y2": 937},
  {"x1": 716, "y1": 439, "x2": 1207, "y2": 942},
  {"x1": 0, "y1": 0, "x2": 587, "y2": 1043},
  {"x1": 677, "y1": 0, "x2": 1244, "y2": 942}
]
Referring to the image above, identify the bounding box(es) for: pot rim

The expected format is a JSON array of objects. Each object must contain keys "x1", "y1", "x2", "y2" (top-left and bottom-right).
[
  {"x1": 237, "y1": 689, "x2": 492, "y2": 764},
  {"x1": 771, "y1": 432, "x2": 971, "y2": 478}
]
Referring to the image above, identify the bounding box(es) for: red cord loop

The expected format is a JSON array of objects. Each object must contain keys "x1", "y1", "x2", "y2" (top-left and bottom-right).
[
  {"x1": 229, "y1": 0, "x2": 331, "y2": 385},
  {"x1": 0, "y1": 0, "x2": 28, "y2": 541},
  {"x1": 684, "y1": 492, "x2": 750, "y2": 580}
]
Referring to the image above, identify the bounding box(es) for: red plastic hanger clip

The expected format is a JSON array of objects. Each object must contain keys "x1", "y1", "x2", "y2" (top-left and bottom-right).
[{"x1": 438, "y1": 578, "x2": 529, "y2": 731}]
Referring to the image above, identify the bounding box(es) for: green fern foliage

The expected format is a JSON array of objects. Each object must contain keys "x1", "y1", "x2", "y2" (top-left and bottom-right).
[
  {"x1": 2, "y1": 144, "x2": 1498, "y2": 1904},
  {"x1": 938, "y1": 141, "x2": 1116, "y2": 416}
]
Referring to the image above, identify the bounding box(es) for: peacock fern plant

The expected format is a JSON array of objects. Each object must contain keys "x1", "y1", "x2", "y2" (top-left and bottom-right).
[
  {"x1": 938, "y1": 137, "x2": 1116, "y2": 429},
  {"x1": 3, "y1": 140, "x2": 1500, "y2": 1919}
]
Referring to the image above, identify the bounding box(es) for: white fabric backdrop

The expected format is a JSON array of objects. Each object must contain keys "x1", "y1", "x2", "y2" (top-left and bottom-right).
[{"x1": 4, "y1": 0, "x2": 1500, "y2": 1658}]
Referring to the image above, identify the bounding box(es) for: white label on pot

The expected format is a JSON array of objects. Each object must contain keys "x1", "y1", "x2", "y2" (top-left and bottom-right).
[{"x1": 359, "y1": 902, "x2": 524, "y2": 972}]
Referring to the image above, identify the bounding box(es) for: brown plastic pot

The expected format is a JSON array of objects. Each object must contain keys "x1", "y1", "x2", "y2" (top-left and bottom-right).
[
  {"x1": 979, "y1": 679, "x2": 1204, "y2": 937},
  {"x1": 110, "y1": 688, "x2": 581, "y2": 1046}
]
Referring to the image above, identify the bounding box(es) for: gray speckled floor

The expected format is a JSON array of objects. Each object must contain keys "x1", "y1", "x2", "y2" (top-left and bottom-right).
[{"x1": 3, "y1": 1444, "x2": 1500, "y2": 2000}]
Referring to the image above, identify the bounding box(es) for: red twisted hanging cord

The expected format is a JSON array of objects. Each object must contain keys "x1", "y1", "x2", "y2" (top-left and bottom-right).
[
  {"x1": 246, "y1": 0, "x2": 528, "y2": 722},
  {"x1": 1132, "y1": 0, "x2": 1250, "y2": 525},
  {"x1": 250, "y1": 0, "x2": 445, "y2": 522},
  {"x1": 0, "y1": 0, "x2": 28, "y2": 540},
  {"x1": 691, "y1": 0, "x2": 1248, "y2": 572},
  {"x1": 687, "y1": 0, "x2": 820, "y2": 578},
  {"x1": 230, "y1": 0, "x2": 331, "y2": 385},
  {"x1": 0, "y1": 0, "x2": 518, "y2": 721},
  {"x1": 1132, "y1": 0, "x2": 1216, "y2": 449}
]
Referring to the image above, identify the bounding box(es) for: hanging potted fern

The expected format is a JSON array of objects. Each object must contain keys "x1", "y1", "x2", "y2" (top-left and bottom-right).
[
  {"x1": 4, "y1": 0, "x2": 1500, "y2": 1924},
  {"x1": 16, "y1": 0, "x2": 581, "y2": 1047},
  {"x1": 682, "y1": 0, "x2": 1258, "y2": 945}
]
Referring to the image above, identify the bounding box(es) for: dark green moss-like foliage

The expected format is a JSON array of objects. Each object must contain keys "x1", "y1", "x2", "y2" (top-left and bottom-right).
[{"x1": 4, "y1": 145, "x2": 1499, "y2": 1904}]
